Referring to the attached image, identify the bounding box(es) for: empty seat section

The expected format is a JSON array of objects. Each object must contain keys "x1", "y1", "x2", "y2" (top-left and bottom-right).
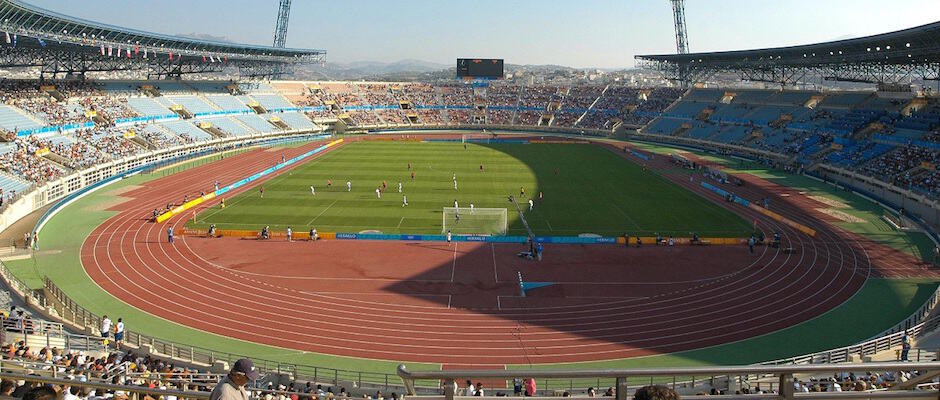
[
  {"x1": 685, "y1": 123, "x2": 719, "y2": 139},
  {"x1": 0, "y1": 169, "x2": 30, "y2": 194},
  {"x1": 770, "y1": 91, "x2": 815, "y2": 106},
  {"x1": 160, "y1": 121, "x2": 213, "y2": 141},
  {"x1": 235, "y1": 114, "x2": 276, "y2": 133},
  {"x1": 644, "y1": 117, "x2": 685, "y2": 135},
  {"x1": 251, "y1": 94, "x2": 294, "y2": 110},
  {"x1": 207, "y1": 117, "x2": 254, "y2": 136},
  {"x1": 819, "y1": 92, "x2": 873, "y2": 109},
  {"x1": 166, "y1": 96, "x2": 218, "y2": 114},
  {"x1": 275, "y1": 113, "x2": 316, "y2": 130},
  {"x1": 126, "y1": 98, "x2": 173, "y2": 117},
  {"x1": 665, "y1": 101, "x2": 709, "y2": 119},
  {"x1": 0, "y1": 106, "x2": 44, "y2": 131},
  {"x1": 206, "y1": 95, "x2": 250, "y2": 112}
]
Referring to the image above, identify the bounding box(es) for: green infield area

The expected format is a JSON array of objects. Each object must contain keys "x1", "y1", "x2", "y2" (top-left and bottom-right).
[{"x1": 189, "y1": 141, "x2": 754, "y2": 237}]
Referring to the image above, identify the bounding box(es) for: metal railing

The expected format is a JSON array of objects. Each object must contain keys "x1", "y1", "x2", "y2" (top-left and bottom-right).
[
  {"x1": 0, "y1": 370, "x2": 210, "y2": 400},
  {"x1": 41, "y1": 276, "x2": 412, "y2": 392},
  {"x1": 397, "y1": 362, "x2": 940, "y2": 400}
]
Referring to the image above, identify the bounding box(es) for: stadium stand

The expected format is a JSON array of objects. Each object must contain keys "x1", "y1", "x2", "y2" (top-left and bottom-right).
[
  {"x1": 205, "y1": 117, "x2": 253, "y2": 136},
  {"x1": 161, "y1": 120, "x2": 213, "y2": 142},
  {"x1": 235, "y1": 114, "x2": 278, "y2": 133},
  {"x1": 205, "y1": 94, "x2": 251, "y2": 112},
  {"x1": 276, "y1": 112, "x2": 318, "y2": 130},
  {"x1": 251, "y1": 93, "x2": 295, "y2": 110},
  {"x1": 166, "y1": 96, "x2": 220, "y2": 115},
  {"x1": 126, "y1": 97, "x2": 174, "y2": 118},
  {"x1": 0, "y1": 105, "x2": 44, "y2": 132},
  {"x1": 136, "y1": 123, "x2": 185, "y2": 148}
]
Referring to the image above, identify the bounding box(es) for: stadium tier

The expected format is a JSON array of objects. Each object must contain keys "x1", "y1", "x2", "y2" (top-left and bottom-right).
[{"x1": 0, "y1": 79, "x2": 934, "y2": 200}]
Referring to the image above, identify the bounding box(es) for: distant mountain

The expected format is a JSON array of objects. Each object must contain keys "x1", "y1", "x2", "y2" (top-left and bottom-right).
[
  {"x1": 291, "y1": 59, "x2": 450, "y2": 80},
  {"x1": 287, "y1": 59, "x2": 630, "y2": 81},
  {"x1": 176, "y1": 33, "x2": 237, "y2": 44}
]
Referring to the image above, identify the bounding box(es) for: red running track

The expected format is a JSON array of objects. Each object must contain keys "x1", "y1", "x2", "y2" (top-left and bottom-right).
[{"x1": 79, "y1": 138, "x2": 939, "y2": 366}]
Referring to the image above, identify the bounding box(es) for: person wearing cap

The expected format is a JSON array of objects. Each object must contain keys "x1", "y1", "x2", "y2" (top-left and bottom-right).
[{"x1": 210, "y1": 358, "x2": 259, "y2": 400}]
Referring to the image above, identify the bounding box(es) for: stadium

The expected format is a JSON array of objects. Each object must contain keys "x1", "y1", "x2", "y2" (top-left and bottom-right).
[{"x1": 0, "y1": 0, "x2": 935, "y2": 399}]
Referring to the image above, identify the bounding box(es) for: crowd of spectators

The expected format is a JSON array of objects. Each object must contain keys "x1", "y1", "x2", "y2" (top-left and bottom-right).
[
  {"x1": 487, "y1": 109, "x2": 514, "y2": 125},
  {"x1": 399, "y1": 84, "x2": 438, "y2": 107},
  {"x1": 551, "y1": 111, "x2": 581, "y2": 127},
  {"x1": 446, "y1": 109, "x2": 470, "y2": 124},
  {"x1": 134, "y1": 125, "x2": 184, "y2": 149},
  {"x1": 518, "y1": 85, "x2": 555, "y2": 110},
  {"x1": 417, "y1": 110, "x2": 444, "y2": 125},
  {"x1": 0, "y1": 340, "x2": 215, "y2": 397},
  {"x1": 622, "y1": 87, "x2": 684, "y2": 126},
  {"x1": 75, "y1": 128, "x2": 145, "y2": 158},
  {"x1": 859, "y1": 145, "x2": 939, "y2": 193},
  {"x1": 357, "y1": 84, "x2": 395, "y2": 106},
  {"x1": 0, "y1": 136, "x2": 64, "y2": 183},
  {"x1": 516, "y1": 111, "x2": 540, "y2": 126},
  {"x1": 375, "y1": 110, "x2": 408, "y2": 125},
  {"x1": 347, "y1": 110, "x2": 382, "y2": 126},
  {"x1": 38, "y1": 135, "x2": 105, "y2": 170},
  {"x1": 439, "y1": 85, "x2": 472, "y2": 107},
  {"x1": 562, "y1": 86, "x2": 604, "y2": 110},
  {"x1": 80, "y1": 96, "x2": 137, "y2": 123}
]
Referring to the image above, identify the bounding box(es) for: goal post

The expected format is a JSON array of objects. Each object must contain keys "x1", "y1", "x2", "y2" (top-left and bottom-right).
[{"x1": 442, "y1": 207, "x2": 508, "y2": 236}]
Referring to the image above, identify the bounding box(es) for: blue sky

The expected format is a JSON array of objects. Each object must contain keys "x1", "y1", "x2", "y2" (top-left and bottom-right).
[{"x1": 25, "y1": 0, "x2": 940, "y2": 69}]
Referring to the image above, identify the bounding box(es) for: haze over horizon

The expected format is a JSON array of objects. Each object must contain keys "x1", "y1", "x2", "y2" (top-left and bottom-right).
[{"x1": 23, "y1": 0, "x2": 940, "y2": 69}]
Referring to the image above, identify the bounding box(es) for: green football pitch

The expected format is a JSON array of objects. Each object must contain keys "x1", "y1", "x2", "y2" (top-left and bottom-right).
[{"x1": 189, "y1": 141, "x2": 754, "y2": 237}]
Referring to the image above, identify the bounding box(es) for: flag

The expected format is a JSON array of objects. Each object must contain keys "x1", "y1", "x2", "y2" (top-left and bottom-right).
[
  {"x1": 108, "y1": 46, "x2": 112, "y2": 56},
  {"x1": 126, "y1": 48, "x2": 131, "y2": 57},
  {"x1": 169, "y1": 51, "x2": 173, "y2": 60},
  {"x1": 4, "y1": 32, "x2": 9, "y2": 44}
]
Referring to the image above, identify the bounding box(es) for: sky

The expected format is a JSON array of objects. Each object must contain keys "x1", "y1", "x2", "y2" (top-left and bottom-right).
[{"x1": 24, "y1": 0, "x2": 940, "y2": 69}]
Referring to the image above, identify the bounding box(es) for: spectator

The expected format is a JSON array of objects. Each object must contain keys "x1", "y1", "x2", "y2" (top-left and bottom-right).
[
  {"x1": 633, "y1": 385, "x2": 680, "y2": 400},
  {"x1": 23, "y1": 385, "x2": 58, "y2": 400},
  {"x1": 210, "y1": 358, "x2": 259, "y2": 400},
  {"x1": 524, "y1": 378, "x2": 536, "y2": 397}
]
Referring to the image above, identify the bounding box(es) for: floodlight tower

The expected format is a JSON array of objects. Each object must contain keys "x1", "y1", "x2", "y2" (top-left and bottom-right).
[
  {"x1": 670, "y1": 0, "x2": 689, "y2": 54},
  {"x1": 273, "y1": 0, "x2": 291, "y2": 48}
]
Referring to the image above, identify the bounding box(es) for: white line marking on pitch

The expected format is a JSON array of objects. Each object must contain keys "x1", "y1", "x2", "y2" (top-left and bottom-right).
[
  {"x1": 397, "y1": 217, "x2": 405, "y2": 229},
  {"x1": 305, "y1": 199, "x2": 338, "y2": 225}
]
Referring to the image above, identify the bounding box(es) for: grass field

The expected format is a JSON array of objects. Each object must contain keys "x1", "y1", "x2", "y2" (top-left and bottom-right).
[{"x1": 189, "y1": 141, "x2": 754, "y2": 237}]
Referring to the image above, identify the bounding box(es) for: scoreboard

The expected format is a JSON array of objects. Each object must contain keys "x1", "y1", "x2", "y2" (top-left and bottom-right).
[{"x1": 456, "y1": 58, "x2": 504, "y2": 79}]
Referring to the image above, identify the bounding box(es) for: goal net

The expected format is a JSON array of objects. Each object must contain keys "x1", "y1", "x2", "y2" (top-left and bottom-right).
[{"x1": 442, "y1": 207, "x2": 508, "y2": 236}]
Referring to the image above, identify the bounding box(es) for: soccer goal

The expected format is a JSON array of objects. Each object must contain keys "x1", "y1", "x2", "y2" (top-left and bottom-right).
[{"x1": 442, "y1": 207, "x2": 508, "y2": 236}]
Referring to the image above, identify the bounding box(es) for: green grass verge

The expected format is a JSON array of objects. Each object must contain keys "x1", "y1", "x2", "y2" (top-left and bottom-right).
[
  {"x1": 626, "y1": 141, "x2": 935, "y2": 262},
  {"x1": 189, "y1": 141, "x2": 753, "y2": 237}
]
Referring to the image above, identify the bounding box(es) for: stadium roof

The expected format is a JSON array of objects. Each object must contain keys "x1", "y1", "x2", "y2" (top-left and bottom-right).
[
  {"x1": 635, "y1": 21, "x2": 940, "y2": 85},
  {"x1": 0, "y1": 0, "x2": 325, "y2": 63},
  {"x1": 636, "y1": 20, "x2": 940, "y2": 67}
]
